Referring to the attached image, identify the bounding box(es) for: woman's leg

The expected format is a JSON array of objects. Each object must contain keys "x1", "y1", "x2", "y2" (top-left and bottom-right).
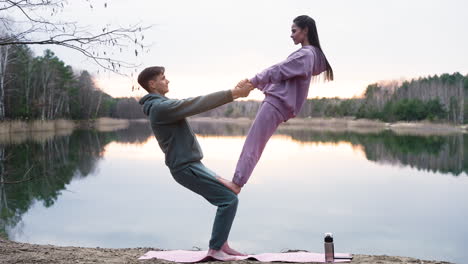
[{"x1": 232, "y1": 102, "x2": 285, "y2": 187}]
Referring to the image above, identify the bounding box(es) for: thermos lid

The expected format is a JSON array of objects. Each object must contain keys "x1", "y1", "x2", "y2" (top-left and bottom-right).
[{"x1": 324, "y1": 232, "x2": 333, "y2": 243}]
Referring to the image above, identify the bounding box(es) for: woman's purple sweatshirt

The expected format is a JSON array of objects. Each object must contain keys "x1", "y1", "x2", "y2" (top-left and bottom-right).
[{"x1": 249, "y1": 45, "x2": 327, "y2": 120}]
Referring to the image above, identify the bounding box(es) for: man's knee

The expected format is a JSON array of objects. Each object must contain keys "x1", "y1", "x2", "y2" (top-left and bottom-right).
[{"x1": 227, "y1": 193, "x2": 238, "y2": 208}]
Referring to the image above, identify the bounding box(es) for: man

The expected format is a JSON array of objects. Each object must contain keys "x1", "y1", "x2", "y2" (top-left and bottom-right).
[{"x1": 138, "y1": 66, "x2": 252, "y2": 259}]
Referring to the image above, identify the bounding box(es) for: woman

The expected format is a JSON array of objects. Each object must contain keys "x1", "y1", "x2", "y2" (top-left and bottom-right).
[{"x1": 217, "y1": 15, "x2": 333, "y2": 194}]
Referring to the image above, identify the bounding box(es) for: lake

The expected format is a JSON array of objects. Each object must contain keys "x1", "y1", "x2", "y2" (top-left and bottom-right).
[{"x1": 1, "y1": 120, "x2": 467, "y2": 264}]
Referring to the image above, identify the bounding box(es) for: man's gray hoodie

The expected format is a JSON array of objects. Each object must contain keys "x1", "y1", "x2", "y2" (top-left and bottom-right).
[{"x1": 139, "y1": 90, "x2": 233, "y2": 172}]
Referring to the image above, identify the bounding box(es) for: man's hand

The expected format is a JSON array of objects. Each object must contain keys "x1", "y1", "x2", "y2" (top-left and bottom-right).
[{"x1": 231, "y1": 79, "x2": 254, "y2": 99}]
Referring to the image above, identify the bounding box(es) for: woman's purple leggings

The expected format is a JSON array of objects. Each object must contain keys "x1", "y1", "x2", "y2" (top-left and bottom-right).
[{"x1": 232, "y1": 101, "x2": 285, "y2": 187}]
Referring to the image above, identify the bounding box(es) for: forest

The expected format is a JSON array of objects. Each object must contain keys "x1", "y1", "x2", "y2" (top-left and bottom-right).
[
  {"x1": 0, "y1": 45, "x2": 144, "y2": 121},
  {"x1": 1, "y1": 44, "x2": 466, "y2": 123}
]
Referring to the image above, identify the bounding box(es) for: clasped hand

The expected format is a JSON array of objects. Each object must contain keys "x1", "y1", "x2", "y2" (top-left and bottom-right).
[{"x1": 231, "y1": 79, "x2": 254, "y2": 99}]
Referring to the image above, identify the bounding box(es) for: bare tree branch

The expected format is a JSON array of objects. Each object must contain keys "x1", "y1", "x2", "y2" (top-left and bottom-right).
[{"x1": 0, "y1": 0, "x2": 151, "y2": 75}]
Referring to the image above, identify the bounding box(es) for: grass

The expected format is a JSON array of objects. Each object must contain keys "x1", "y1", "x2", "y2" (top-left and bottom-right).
[
  {"x1": 29, "y1": 120, "x2": 55, "y2": 132},
  {"x1": 9, "y1": 120, "x2": 30, "y2": 132},
  {"x1": 94, "y1": 118, "x2": 129, "y2": 131},
  {"x1": 0, "y1": 120, "x2": 75, "y2": 144},
  {"x1": 54, "y1": 119, "x2": 75, "y2": 130},
  {"x1": 0, "y1": 121, "x2": 9, "y2": 134}
]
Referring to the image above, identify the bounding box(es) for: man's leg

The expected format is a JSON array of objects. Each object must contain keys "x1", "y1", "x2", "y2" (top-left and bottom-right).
[
  {"x1": 171, "y1": 163, "x2": 240, "y2": 253},
  {"x1": 231, "y1": 102, "x2": 285, "y2": 188}
]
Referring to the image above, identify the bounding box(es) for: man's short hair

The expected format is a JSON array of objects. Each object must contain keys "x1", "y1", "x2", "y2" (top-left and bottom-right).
[{"x1": 137, "y1": 66, "x2": 165, "y2": 92}]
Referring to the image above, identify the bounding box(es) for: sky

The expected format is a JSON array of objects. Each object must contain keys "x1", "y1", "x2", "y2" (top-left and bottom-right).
[{"x1": 29, "y1": 0, "x2": 468, "y2": 100}]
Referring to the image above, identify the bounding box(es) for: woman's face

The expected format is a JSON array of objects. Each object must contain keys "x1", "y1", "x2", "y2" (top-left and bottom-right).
[{"x1": 290, "y1": 23, "x2": 308, "y2": 45}]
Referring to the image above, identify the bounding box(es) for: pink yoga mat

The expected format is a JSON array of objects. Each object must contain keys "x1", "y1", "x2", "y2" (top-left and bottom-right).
[{"x1": 139, "y1": 250, "x2": 353, "y2": 263}]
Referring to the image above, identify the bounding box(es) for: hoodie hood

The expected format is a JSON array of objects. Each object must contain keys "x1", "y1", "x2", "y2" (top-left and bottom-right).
[{"x1": 139, "y1": 93, "x2": 164, "y2": 116}]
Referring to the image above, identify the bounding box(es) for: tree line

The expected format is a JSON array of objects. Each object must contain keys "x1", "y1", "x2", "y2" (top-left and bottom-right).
[
  {"x1": 0, "y1": 44, "x2": 145, "y2": 121},
  {"x1": 1, "y1": 42, "x2": 466, "y2": 123},
  {"x1": 200, "y1": 72, "x2": 468, "y2": 124},
  {"x1": 355, "y1": 73, "x2": 467, "y2": 123}
]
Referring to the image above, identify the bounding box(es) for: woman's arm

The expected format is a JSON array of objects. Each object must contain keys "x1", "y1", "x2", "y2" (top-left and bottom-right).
[{"x1": 250, "y1": 51, "x2": 311, "y2": 91}]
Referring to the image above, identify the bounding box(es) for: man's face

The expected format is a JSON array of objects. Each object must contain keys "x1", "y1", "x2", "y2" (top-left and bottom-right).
[{"x1": 149, "y1": 73, "x2": 169, "y2": 95}]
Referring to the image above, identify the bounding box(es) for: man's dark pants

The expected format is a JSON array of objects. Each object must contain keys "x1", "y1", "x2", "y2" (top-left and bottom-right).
[{"x1": 171, "y1": 161, "x2": 238, "y2": 250}]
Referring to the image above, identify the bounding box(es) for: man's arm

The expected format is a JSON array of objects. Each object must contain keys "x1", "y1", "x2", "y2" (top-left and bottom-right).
[{"x1": 153, "y1": 84, "x2": 252, "y2": 124}]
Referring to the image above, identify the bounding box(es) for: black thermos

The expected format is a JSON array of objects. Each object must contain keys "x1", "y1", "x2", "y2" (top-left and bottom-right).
[{"x1": 324, "y1": 233, "x2": 334, "y2": 262}]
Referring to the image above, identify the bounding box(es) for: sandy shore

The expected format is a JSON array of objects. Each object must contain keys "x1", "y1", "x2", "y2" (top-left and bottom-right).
[{"x1": 0, "y1": 239, "x2": 453, "y2": 264}]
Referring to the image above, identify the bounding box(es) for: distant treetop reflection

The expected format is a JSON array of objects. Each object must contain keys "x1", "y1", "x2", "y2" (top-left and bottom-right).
[
  {"x1": 188, "y1": 120, "x2": 467, "y2": 177},
  {"x1": 0, "y1": 122, "x2": 153, "y2": 239}
]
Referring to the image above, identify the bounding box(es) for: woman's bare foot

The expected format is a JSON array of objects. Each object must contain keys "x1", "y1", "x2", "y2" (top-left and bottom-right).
[
  {"x1": 221, "y1": 241, "x2": 247, "y2": 256},
  {"x1": 207, "y1": 249, "x2": 237, "y2": 260},
  {"x1": 215, "y1": 176, "x2": 242, "y2": 194}
]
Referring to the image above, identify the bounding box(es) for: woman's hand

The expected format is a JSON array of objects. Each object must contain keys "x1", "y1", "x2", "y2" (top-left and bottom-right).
[{"x1": 231, "y1": 79, "x2": 254, "y2": 99}]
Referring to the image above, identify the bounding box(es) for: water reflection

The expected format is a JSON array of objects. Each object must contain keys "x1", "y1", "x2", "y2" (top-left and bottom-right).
[
  {"x1": 0, "y1": 120, "x2": 467, "y2": 264},
  {"x1": 190, "y1": 121, "x2": 467, "y2": 177},
  {"x1": 0, "y1": 122, "x2": 153, "y2": 239}
]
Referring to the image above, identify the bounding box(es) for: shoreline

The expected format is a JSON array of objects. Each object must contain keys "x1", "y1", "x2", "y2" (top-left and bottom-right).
[
  {"x1": 189, "y1": 117, "x2": 467, "y2": 136},
  {"x1": 0, "y1": 117, "x2": 465, "y2": 143},
  {"x1": 0, "y1": 117, "x2": 465, "y2": 133},
  {"x1": 0, "y1": 118, "x2": 147, "y2": 134},
  {"x1": 0, "y1": 239, "x2": 453, "y2": 264},
  {"x1": 0, "y1": 118, "x2": 144, "y2": 144}
]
